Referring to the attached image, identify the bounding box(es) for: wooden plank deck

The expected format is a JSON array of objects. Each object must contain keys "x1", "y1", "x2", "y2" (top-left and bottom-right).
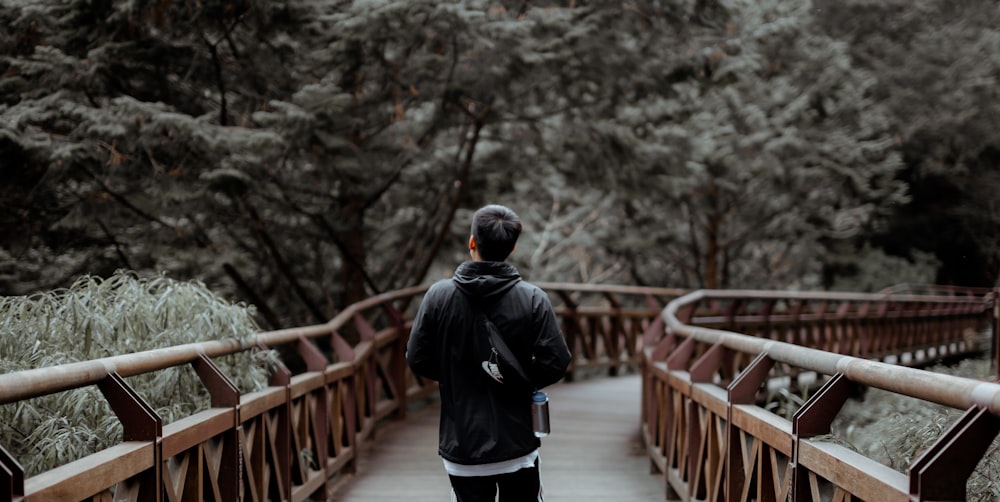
[{"x1": 332, "y1": 373, "x2": 665, "y2": 501}]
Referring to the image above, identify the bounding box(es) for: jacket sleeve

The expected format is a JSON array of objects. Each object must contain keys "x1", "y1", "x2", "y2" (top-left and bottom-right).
[
  {"x1": 406, "y1": 294, "x2": 440, "y2": 381},
  {"x1": 529, "y1": 290, "x2": 572, "y2": 389}
]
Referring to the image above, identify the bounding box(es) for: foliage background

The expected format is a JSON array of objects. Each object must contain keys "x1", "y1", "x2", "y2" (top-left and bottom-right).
[{"x1": 2, "y1": 0, "x2": 997, "y2": 333}]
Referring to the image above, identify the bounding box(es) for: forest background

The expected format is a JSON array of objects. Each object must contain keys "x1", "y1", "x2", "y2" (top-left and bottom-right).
[{"x1": 2, "y1": 0, "x2": 999, "y2": 331}]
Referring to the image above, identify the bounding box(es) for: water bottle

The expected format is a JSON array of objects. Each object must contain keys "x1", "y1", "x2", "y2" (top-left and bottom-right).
[{"x1": 531, "y1": 391, "x2": 550, "y2": 438}]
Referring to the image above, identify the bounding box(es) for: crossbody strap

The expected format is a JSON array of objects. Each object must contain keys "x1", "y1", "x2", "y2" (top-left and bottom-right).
[{"x1": 462, "y1": 284, "x2": 531, "y2": 388}]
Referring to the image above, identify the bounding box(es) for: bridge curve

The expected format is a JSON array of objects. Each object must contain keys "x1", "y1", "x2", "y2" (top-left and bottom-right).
[
  {"x1": 0, "y1": 283, "x2": 995, "y2": 501},
  {"x1": 646, "y1": 287, "x2": 996, "y2": 501}
]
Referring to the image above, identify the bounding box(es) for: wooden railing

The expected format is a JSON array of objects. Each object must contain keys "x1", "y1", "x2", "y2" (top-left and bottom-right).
[
  {"x1": 0, "y1": 285, "x2": 431, "y2": 501},
  {"x1": 878, "y1": 283, "x2": 994, "y2": 298},
  {"x1": 536, "y1": 282, "x2": 685, "y2": 378},
  {"x1": 0, "y1": 282, "x2": 679, "y2": 501},
  {"x1": 0, "y1": 283, "x2": 994, "y2": 501},
  {"x1": 641, "y1": 289, "x2": 997, "y2": 501}
]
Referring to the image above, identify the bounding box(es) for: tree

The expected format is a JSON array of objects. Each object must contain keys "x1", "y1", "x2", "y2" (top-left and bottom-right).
[
  {"x1": 814, "y1": 0, "x2": 1000, "y2": 286},
  {"x1": 0, "y1": 1, "x2": 749, "y2": 315},
  {"x1": 517, "y1": 0, "x2": 909, "y2": 290},
  {"x1": 0, "y1": 1, "x2": 524, "y2": 327},
  {"x1": 2, "y1": 0, "x2": 992, "y2": 326}
]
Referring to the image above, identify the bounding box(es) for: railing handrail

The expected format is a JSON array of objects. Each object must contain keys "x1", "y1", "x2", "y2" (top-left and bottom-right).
[
  {"x1": 878, "y1": 282, "x2": 994, "y2": 297},
  {"x1": 0, "y1": 282, "x2": 681, "y2": 405},
  {"x1": 0, "y1": 284, "x2": 983, "y2": 406},
  {"x1": 679, "y1": 287, "x2": 990, "y2": 303},
  {"x1": 534, "y1": 281, "x2": 686, "y2": 298},
  {"x1": 662, "y1": 288, "x2": 999, "y2": 413},
  {"x1": 0, "y1": 284, "x2": 432, "y2": 406},
  {"x1": 645, "y1": 287, "x2": 997, "y2": 502}
]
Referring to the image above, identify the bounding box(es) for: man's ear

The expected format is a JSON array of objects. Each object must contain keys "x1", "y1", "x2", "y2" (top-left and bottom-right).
[{"x1": 469, "y1": 235, "x2": 476, "y2": 250}]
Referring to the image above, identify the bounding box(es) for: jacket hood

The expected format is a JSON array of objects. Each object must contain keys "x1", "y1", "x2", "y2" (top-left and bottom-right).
[{"x1": 452, "y1": 261, "x2": 522, "y2": 302}]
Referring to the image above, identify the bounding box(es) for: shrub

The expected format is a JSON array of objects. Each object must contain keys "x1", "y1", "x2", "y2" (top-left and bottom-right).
[
  {"x1": 0, "y1": 271, "x2": 278, "y2": 475},
  {"x1": 831, "y1": 358, "x2": 999, "y2": 501}
]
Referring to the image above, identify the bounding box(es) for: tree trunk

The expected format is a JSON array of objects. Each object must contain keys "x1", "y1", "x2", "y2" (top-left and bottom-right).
[
  {"x1": 412, "y1": 112, "x2": 486, "y2": 287},
  {"x1": 703, "y1": 184, "x2": 722, "y2": 290},
  {"x1": 704, "y1": 221, "x2": 720, "y2": 290},
  {"x1": 336, "y1": 196, "x2": 368, "y2": 310}
]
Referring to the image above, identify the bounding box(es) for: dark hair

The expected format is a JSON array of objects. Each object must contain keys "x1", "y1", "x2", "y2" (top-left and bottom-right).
[{"x1": 471, "y1": 204, "x2": 522, "y2": 262}]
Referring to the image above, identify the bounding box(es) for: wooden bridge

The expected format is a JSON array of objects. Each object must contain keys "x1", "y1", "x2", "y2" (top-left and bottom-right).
[
  {"x1": 0, "y1": 283, "x2": 996, "y2": 501},
  {"x1": 334, "y1": 374, "x2": 660, "y2": 501}
]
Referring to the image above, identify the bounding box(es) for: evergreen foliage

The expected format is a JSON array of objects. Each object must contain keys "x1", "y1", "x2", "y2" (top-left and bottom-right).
[
  {"x1": 815, "y1": 0, "x2": 1000, "y2": 286},
  {"x1": 0, "y1": 0, "x2": 510, "y2": 327},
  {"x1": 1, "y1": 0, "x2": 996, "y2": 324},
  {"x1": 0, "y1": 270, "x2": 275, "y2": 475},
  {"x1": 491, "y1": 0, "x2": 912, "y2": 290}
]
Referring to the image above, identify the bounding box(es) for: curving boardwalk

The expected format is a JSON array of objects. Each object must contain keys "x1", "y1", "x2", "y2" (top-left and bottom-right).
[
  {"x1": 0, "y1": 284, "x2": 990, "y2": 500},
  {"x1": 332, "y1": 373, "x2": 664, "y2": 501}
]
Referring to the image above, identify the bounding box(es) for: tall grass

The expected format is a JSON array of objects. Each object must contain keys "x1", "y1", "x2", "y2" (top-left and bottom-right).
[
  {"x1": 0, "y1": 271, "x2": 279, "y2": 475},
  {"x1": 830, "y1": 358, "x2": 1000, "y2": 501}
]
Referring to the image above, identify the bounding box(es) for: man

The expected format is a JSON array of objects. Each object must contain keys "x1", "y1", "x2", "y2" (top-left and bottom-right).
[{"x1": 406, "y1": 204, "x2": 572, "y2": 502}]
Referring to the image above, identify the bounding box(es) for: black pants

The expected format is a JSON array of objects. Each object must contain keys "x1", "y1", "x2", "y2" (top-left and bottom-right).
[{"x1": 448, "y1": 460, "x2": 543, "y2": 502}]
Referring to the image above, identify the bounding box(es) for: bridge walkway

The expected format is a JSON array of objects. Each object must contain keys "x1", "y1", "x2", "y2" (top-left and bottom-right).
[{"x1": 332, "y1": 373, "x2": 663, "y2": 501}]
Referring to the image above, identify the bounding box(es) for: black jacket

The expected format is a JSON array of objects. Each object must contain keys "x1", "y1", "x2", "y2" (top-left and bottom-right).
[{"x1": 406, "y1": 261, "x2": 572, "y2": 465}]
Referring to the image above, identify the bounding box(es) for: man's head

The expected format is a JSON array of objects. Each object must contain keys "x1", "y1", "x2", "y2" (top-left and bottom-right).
[{"x1": 470, "y1": 204, "x2": 522, "y2": 262}]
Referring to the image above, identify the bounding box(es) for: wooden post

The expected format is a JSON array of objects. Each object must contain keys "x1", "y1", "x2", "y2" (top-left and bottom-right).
[
  {"x1": 993, "y1": 287, "x2": 999, "y2": 380},
  {"x1": 909, "y1": 406, "x2": 1000, "y2": 501},
  {"x1": 726, "y1": 353, "x2": 776, "y2": 502},
  {"x1": 191, "y1": 354, "x2": 241, "y2": 501},
  {"x1": 0, "y1": 445, "x2": 23, "y2": 500},
  {"x1": 258, "y1": 346, "x2": 294, "y2": 502},
  {"x1": 790, "y1": 373, "x2": 854, "y2": 502},
  {"x1": 273, "y1": 362, "x2": 294, "y2": 502},
  {"x1": 604, "y1": 292, "x2": 624, "y2": 377},
  {"x1": 557, "y1": 290, "x2": 581, "y2": 383},
  {"x1": 295, "y1": 336, "x2": 330, "y2": 491},
  {"x1": 354, "y1": 313, "x2": 379, "y2": 427},
  {"x1": 97, "y1": 372, "x2": 162, "y2": 502},
  {"x1": 381, "y1": 301, "x2": 409, "y2": 419},
  {"x1": 689, "y1": 342, "x2": 727, "y2": 384}
]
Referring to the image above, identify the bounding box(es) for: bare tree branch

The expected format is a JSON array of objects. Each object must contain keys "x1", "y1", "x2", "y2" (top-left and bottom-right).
[
  {"x1": 95, "y1": 218, "x2": 134, "y2": 271},
  {"x1": 242, "y1": 201, "x2": 328, "y2": 324},
  {"x1": 223, "y1": 262, "x2": 282, "y2": 330},
  {"x1": 411, "y1": 101, "x2": 491, "y2": 286},
  {"x1": 79, "y1": 164, "x2": 172, "y2": 229}
]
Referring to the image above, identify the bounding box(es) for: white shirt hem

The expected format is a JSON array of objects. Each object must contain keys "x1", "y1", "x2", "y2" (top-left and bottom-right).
[{"x1": 443, "y1": 449, "x2": 539, "y2": 477}]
